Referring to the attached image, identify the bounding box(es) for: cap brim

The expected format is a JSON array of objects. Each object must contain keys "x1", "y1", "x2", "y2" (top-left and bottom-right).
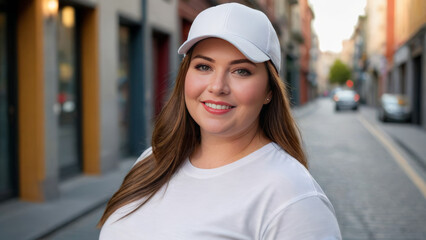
[{"x1": 178, "y1": 34, "x2": 270, "y2": 64}]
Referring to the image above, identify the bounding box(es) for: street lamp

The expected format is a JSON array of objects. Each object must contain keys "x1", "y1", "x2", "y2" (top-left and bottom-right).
[
  {"x1": 61, "y1": 6, "x2": 75, "y2": 28},
  {"x1": 44, "y1": 0, "x2": 58, "y2": 19}
]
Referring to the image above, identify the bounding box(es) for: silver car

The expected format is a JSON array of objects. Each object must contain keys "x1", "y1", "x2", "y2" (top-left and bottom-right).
[
  {"x1": 334, "y1": 90, "x2": 360, "y2": 111},
  {"x1": 378, "y1": 94, "x2": 411, "y2": 122}
]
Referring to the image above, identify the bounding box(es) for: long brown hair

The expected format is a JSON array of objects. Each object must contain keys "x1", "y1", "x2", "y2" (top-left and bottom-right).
[{"x1": 98, "y1": 50, "x2": 307, "y2": 227}]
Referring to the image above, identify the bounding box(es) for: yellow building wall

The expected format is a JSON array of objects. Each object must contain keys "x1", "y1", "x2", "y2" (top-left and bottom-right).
[
  {"x1": 16, "y1": 1, "x2": 102, "y2": 202},
  {"x1": 395, "y1": 0, "x2": 426, "y2": 48},
  {"x1": 81, "y1": 8, "x2": 101, "y2": 175},
  {"x1": 409, "y1": 0, "x2": 426, "y2": 35},
  {"x1": 17, "y1": 0, "x2": 45, "y2": 201}
]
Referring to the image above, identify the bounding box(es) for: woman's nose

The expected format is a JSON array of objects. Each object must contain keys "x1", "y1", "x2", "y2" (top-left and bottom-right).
[{"x1": 207, "y1": 71, "x2": 230, "y2": 95}]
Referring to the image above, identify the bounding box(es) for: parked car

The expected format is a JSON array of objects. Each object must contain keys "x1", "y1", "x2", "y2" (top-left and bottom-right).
[
  {"x1": 333, "y1": 89, "x2": 360, "y2": 111},
  {"x1": 378, "y1": 94, "x2": 411, "y2": 122}
]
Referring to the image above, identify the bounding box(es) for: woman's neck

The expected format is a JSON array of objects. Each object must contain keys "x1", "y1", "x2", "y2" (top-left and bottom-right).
[{"x1": 190, "y1": 127, "x2": 270, "y2": 169}]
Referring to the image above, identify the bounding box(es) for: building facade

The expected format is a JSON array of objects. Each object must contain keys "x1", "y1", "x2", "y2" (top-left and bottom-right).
[
  {"x1": 389, "y1": 0, "x2": 426, "y2": 128},
  {"x1": 298, "y1": 0, "x2": 313, "y2": 105},
  {"x1": 352, "y1": 16, "x2": 367, "y2": 102},
  {"x1": 308, "y1": 31, "x2": 318, "y2": 99},
  {"x1": 0, "y1": 0, "x2": 180, "y2": 202},
  {"x1": 315, "y1": 51, "x2": 338, "y2": 96},
  {"x1": 364, "y1": 0, "x2": 387, "y2": 107}
]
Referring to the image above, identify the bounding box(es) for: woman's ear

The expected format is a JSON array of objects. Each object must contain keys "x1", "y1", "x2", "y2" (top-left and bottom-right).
[{"x1": 264, "y1": 91, "x2": 272, "y2": 104}]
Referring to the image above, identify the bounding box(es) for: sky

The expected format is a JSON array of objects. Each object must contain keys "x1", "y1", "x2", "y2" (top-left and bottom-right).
[{"x1": 309, "y1": 0, "x2": 367, "y2": 53}]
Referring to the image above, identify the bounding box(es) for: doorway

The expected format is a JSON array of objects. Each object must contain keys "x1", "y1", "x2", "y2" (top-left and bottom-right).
[
  {"x1": 412, "y1": 55, "x2": 423, "y2": 125},
  {"x1": 399, "y1": 63, "x2": 406, "y2": 94},
  {"x1": 117, "y1": 24, "x2": 131, "y2": 157},
  {"x1": 0, "y1": 0, "x2": 18, "y2": 201},
  {"x1": 57, "y1": 5, "x2": 82, "y2": 179},
  {"x1": 152, "y1": 31, "x2": 170, "y2": 117}
]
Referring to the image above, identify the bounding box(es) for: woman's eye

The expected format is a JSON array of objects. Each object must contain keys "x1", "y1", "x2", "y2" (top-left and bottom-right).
[
  {"x1": 195, "y1": 64, "x2": 211, "y2": 72},
  {"x1": 234, "y1": 69, "x2": 251, "y2": 76}
]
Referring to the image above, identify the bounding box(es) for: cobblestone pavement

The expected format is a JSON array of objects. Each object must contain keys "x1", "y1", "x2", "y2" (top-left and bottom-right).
[{"x1": 297, "y1": 98, "x2": 426, "y2": 240}]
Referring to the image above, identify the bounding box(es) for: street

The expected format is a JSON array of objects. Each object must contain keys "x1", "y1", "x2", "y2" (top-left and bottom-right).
[
  {"x1": 41, "y1": 98, "x2": 426, "y2": 240},
  {"x1": 299, "y1": 98, "x2": 426, "y2": 240}
]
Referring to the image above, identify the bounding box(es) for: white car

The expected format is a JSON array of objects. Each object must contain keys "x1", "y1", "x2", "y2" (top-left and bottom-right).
[
  {"x1": 378, "y1": 94, "x2": 411, "y2": 122},
  {"x1": 334, "y1": 90, "x2": 360, "y2": 111}
]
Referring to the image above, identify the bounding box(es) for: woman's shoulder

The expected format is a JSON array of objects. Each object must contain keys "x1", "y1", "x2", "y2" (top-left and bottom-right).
[
  {"x1": 255, "y1": 144, "x2": 335, "y2": 220},
  {"x1": 133, "y1": 147, "x2": 153, "y2": 166},
  {"x1": 255, "y1": 143, "x2": 325, "y2": 198},
  {"x1": 258, "y1": 143, "x2": 309, "y2": 179}
]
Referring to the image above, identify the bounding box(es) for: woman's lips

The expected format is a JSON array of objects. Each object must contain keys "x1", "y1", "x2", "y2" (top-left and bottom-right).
[{"x1": 202, "y1": 100, "x2": 235, "y2": 114}]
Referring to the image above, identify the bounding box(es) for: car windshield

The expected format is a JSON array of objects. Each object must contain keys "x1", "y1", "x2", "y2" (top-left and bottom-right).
[
  {"x1": 336, "y1": 90, "x2": 355, "y2": 97},
  {"x1": 382, "y1": 94, "x2": 407, "y2": 105}
]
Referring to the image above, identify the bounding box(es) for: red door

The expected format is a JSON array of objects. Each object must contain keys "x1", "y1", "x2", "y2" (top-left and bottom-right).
[{"x1": 152, "y1": 31, "x2": 170, "y2": 116}]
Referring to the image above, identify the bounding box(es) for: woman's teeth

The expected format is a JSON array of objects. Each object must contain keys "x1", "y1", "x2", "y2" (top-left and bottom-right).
[{"x1": 205, "y1": 102, "x2": 232, "y2": 110}]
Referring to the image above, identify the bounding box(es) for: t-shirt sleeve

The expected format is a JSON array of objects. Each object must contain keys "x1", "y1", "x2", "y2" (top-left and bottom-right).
[{"x1": 262, "y1": 195, "x2": 342, "y2": 240}]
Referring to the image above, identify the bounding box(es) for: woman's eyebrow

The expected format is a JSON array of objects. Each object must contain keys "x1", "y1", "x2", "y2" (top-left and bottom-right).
[
  {"x1": 230, "y1": 59, "x2": 256, "y2": 66},
  {"x1": 192, "y1": 55, "x2": 215, "y2": 62},
  {"x1": 193, "y1": 55, "x2": 256, "y2": 67}
]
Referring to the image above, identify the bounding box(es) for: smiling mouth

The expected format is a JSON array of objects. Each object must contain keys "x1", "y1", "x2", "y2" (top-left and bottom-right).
[{"x1": 203, "y1": 102, "x2": 235, "y2": 110}]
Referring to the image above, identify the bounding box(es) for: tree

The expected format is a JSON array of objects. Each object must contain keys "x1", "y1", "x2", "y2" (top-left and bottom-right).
[{"x1": 328, "y1": 59, "x2": 352, "y2": 85}]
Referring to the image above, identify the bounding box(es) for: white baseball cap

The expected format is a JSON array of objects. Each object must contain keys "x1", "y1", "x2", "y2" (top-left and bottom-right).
[{"x1": 178, "y1": 3, "x2": 281, "y2": 72}]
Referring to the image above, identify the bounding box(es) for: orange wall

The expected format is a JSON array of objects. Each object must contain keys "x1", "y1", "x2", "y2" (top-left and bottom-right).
[
  {"x1": 394, "y1": 0, "x2": 426, "y2": 48},
  {"x1": 81, "y1": 8, "x2": 101, "y2": 175},
  {"x1": 386, "y1": 0, "x2": 394, "y2": 64},
  {"x1": 299, "y1": 0, "x2": 312, "y2": 104},
  {"x1": 17, "y1": 0, "x2": 45, "y2": 201}
]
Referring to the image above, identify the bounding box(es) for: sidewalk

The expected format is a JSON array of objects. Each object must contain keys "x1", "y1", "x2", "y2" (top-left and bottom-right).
[
  {"x1": 0, "y1": 159, "x2": 135, "y2": 240},
  {"x1": 359, "y1": 104, "x2": 426, "y2": 171}
]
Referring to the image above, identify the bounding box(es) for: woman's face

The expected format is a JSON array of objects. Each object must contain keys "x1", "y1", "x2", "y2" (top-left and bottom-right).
[{"x1": 184, "y1": 38, "x2": 271, "y2": 139}]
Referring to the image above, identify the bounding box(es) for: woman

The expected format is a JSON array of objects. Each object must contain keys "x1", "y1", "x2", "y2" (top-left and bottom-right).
[{"x1": 99, "y1": 3, "x2": 341, "y2": 239}]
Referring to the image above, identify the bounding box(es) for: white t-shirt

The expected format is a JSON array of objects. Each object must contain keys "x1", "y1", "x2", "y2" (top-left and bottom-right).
[{"x1": 100, "y1": 143, "x2": 342, "y2": 240}]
